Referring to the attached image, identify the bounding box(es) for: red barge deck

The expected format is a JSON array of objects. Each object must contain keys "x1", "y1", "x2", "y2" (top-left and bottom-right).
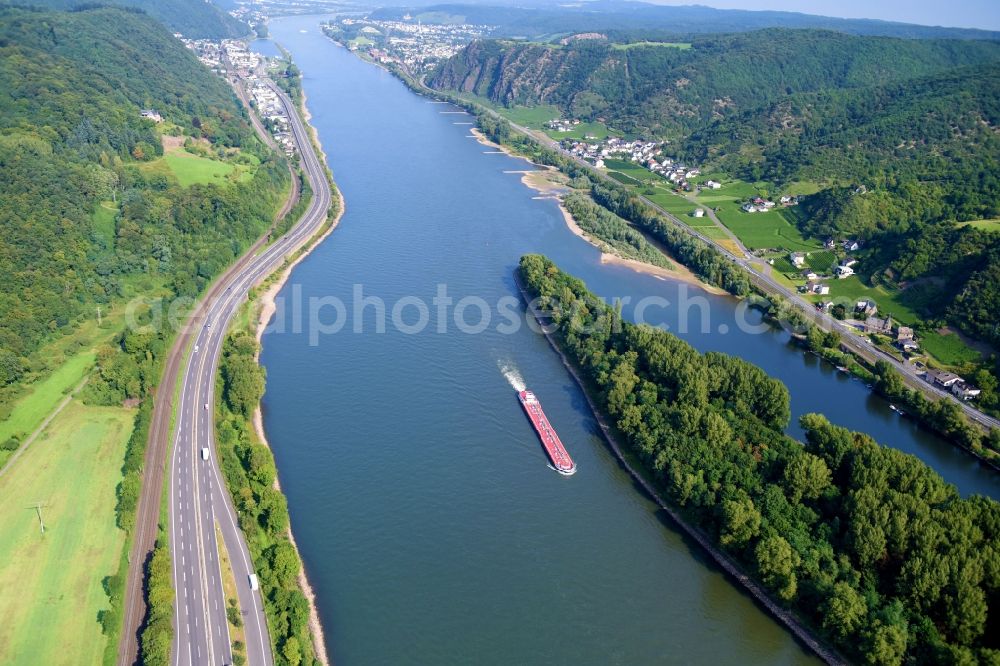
[{"x1": 518, "y1": 390, "x2": 577, "y2": 475}]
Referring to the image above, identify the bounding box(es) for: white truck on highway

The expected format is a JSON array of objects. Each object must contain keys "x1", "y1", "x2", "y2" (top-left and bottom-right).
[
  {"x1": 249, "y1": 573, "x2": 259, "y2": 591},
  {"x1": 201, "y1": 447, "x2": 210, "y2": 461}
]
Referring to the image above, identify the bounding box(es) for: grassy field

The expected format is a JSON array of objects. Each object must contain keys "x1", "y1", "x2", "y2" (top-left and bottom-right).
[
  {"x1": 163, "y1": 151, "x2": 239, "y2": 187},
  {"x1": 141, "y1": 140, "x2": 252, "y2": 188},
  {"x1": 714, "y1": 204, "x2": 819, "y2": 252},
  {"x1": 545, "y1": 120, "x2": 619, "y2": 140},
  {"x1": 957, "y1": 219, "x2": 1000, "y2": 233},
  {"x1": 919, "y1": 330, "x2": 983, "y2": 366},
  {"x1": 0, "y1": 351, "x2": 94, "y2": 446},
  {"x1": 694, "y1": 179, "x2": 820, "y2": 251},
  {"x1": 604, "y1": 159, "x2": 662, "y2": 183},
  {"x1": 805, "y1": 250, "x2": 837, "y2": 273},
  {"x1": 645, "y1": 191, "x2": 700, "y2": 216},
  {"x1": 348, "y1": 35, "x2": 374, "y2": 47},
  {"x1": 612, "y1": 41, "x2": 692, "y2": 50},
  {"x1": 0, "y1": 400, "x2": 133, "y2": 665},
  {"x1": 455, "y1": 93, "x2": 621, "y2": 140},
  {"x1": 92, "y1": 202, "x2": 117, "y2": 247},
  {"x1": 808, "y1": 276, "x2": 921, "y2": 325},
  {"x1": 497, "y1": 104, "x2": 560, "y2": 128}
]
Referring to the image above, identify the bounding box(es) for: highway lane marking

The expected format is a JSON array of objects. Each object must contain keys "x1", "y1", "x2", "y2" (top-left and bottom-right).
[{"x1": 163, "y1": 83, "x2": 327, "y2": 666}]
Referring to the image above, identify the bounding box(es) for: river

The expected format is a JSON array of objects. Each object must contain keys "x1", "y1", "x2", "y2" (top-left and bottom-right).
[{"x1": 254, "y1": 16, "x2": 996, "y2": 665}]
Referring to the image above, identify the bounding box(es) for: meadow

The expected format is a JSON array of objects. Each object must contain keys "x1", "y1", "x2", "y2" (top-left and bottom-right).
[
  {"x1": 0, "y1": 400, "x2": 133, "y2": 665},
  {"x1": 0, "y1": 351, "x2": 94, "y2": 448},
  {"x1": 612, "y1": 41, "x2": 692, "y2": 50}
]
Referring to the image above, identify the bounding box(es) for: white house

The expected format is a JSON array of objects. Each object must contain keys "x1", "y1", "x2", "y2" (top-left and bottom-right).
[
  {"x1": 790, "y1": 252, "x2": 807, "y2": 268},
  {"x1": 808, "y1": 282, "x2": 830, "y2": 295},
  {"x1": 693, "y1": 209, "x2": 705, "y2": 218},
  {"x1": 926, "y1": 369, "x2": 963, "y2": 388},
  {"x1": 836, "y1": 264, "x2": 855, "y2": 278},
  {"x1": 705, "y1": 180, "x2": 722, "y2": 190},
  {"x1": 952, "y1": 382, "x2": 982, "y2": 400}
]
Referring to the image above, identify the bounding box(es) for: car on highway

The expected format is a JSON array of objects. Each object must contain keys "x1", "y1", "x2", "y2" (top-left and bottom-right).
[
  {"x1": 201, "y1": 447, "x2": 210, "y2": 461},
  {"x1": 204, "y1": 402, "x2": 209, "y2": 411},
  {"x1": 249, "y1": 573, "x2": 259, "y2": 591}
]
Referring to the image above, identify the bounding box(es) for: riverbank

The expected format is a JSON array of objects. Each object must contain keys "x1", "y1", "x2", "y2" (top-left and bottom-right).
[
  {"x1": 514, "y1": 271, "x2": 843, "y2": 666},
  {"x1": 469, "y1": 128, "x2": 726, "y2": 295},
  {"x1": 251, "y1": 194, "x2": 343, "y2": 666},
  {"x1": 246, "y1": 78, "x2": 343, "y2": 666}
]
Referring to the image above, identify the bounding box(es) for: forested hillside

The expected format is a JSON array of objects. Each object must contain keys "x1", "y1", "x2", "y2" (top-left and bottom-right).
[
  {"x1": 376, "y1": 2, "x2": 1000, "y2": 41},
  {"x1": 431, "y1": 31, "x2": 1000, "y2": 353},
  {"x1": 429, "y1": 32, "x2": 1000, "y2": 138},
  {"x1": 0, "y1": 6, "x2": 287, "y2": 402},
  {"x1": 8, "y1": 0, "x2": 247, "y2": 39},
  {"x1": 520, "y1": 253, "x2": 1000, "y2": 665}
]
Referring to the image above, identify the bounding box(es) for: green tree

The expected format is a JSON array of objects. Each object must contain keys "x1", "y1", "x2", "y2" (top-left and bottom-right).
[
  {"x1": 754, "y1": 535, "x2": 799, "y2": 601},
  {"x1": 783, "y1": 452, "x2": 831, "y2": 503},
  {"x1": 281, "y1": 636, "x2": 302, "y2": 666},
  {"x1": 718, "y1": 494, "x2": 761, "y2": 549},
  {"x1": 822, "y1": 582, "x2": 867, "y2": 639}
]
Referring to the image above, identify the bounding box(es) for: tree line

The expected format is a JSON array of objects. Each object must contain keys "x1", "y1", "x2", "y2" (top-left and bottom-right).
[
  {"x1": 217, "y1": 330, "x2": 317, "y2": 666},
  {"x1": 519, "y1": 253, "x2": 999, "y2": 664}
]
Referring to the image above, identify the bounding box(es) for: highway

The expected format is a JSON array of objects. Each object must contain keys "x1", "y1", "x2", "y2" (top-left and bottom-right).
[{"x1": 169, "y1": 77, "x2": 332, "y2": 666}]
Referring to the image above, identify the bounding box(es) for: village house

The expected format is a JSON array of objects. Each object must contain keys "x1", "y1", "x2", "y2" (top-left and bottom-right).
[
  {"x1": 843, "y1": 240, "x2": 861, "y2": 252},
  {"x1": 896, "y1": 326, "x2": 919, "y2": 352},
  {"x1": 693, "y1": 208, "x2": 705, "y2": 218},
  {"x1": 140, "y1": 109, "x2": 163, "y2": 123},
  {"x1": 807, "y1": 281, "x2": 830, "y2": 295},
  {"x1": 742, "y1": 197, "x2": 776, "y2": 213},
  {"x1": 705, "y1": 180, "x2": 722, "y2": 189},
  {"x1": 925, "y1": 369, "x2": 963, "y2": 389},
  {"x1": 836, "y1": 264, "x2": 855, "y2": 279},
  {"x1": 790, "y1": 252, "x2": 807, "y2": 268},
  {"x1": 802, "y1": 271, "x2": 818, "y2": 281},
  {"x1": 856, "y1": 299, "x2": 878, "y2": 317},
  {"x1": 865, "y1": 315, "x2": 893, "y2": 335},
  {"x1": 952, "y1": 382, "x2": 982, "y2": 400}
]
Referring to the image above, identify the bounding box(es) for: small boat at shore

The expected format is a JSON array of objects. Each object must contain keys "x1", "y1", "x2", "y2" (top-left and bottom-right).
[{"x1": 518, "y1": 390, "x2": 577, "y2": 476}]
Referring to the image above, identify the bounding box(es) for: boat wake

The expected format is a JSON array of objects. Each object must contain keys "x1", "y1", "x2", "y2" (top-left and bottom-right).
[{"x1": 497, "y1": 358, "x2": 526, "y2": 392}]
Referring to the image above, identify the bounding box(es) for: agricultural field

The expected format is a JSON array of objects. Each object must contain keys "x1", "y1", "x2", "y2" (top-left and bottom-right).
[
  {"x1": 497, "y1": 104, "x2": 560, "y2": 128},
  {"x1": 545, "y1": 120, "x2": 619, "y2": 140},
  {"x1": 644, "y1": 191, "x2": 701, "y2": 217},
  {"x1": 919, "y1": 330, "x2": 983, "y2": 366},
  {"x1": 604, "y1": 159, "x2": 662, "y2": 183},
  {"x1": 696, "y1": 178, "x2": 819, "y2": 251},
  {"x1": 0, "y1": 400, "x2": 133, "y2": 665},
  {"x1": 713, "y1": 204, "x2": 820, "y2": 252},
  {"x1": 805, "y1": 250, "x2": 837, "y2": 273}
]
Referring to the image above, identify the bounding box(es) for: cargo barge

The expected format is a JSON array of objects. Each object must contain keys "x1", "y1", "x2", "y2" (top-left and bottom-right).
[{"x1": 518, "y1": 390, "x2": 577, "y2": 475}]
